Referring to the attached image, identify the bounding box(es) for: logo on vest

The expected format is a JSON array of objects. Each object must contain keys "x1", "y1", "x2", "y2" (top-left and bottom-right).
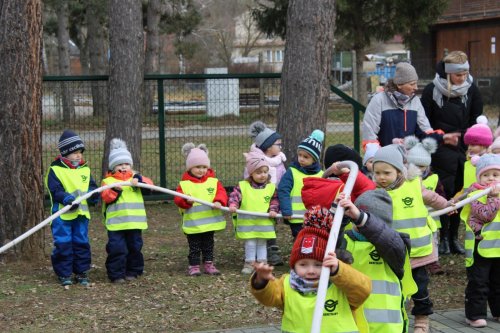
[
  {"x1": 369, "y1": 249, "x2": 382, "y2": 264},
  {"x1": 402, "y1": 197, "x2": 414, "y2": 207},
  {"x1": 264, "y1": 195, "x2": 271, "y2": 203},
  {"x1": 81, "y1": 175, "x2": 88, "y2": 183},
  {"x1": 207, "y1": 187, "x2": 215, "y2": 195},
  {"x1": 324, "y1": 299, "x2": 338, "y2": 314}
]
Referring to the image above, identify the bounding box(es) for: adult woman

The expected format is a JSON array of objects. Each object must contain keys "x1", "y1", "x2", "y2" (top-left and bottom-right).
[
  {"x1": 421, "y1": 50, "x2": 483, "y2": 255},
  {"x1": 362, "y1": 62, "x2": 446, "y2": 148}
]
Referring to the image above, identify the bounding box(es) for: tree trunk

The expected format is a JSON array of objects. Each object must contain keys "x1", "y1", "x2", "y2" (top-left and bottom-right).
[
  {"x1": 277, "y1": 0, "x2": 336, "y2": 162},
  {"x1": 0, "y1": 0, "x2": 44, "y2": 260},
  {"x1": 354, "y1": 47, "x2": 368, "y2": 106},
  {"x1": 103, "y1": 0, "x2": 145, "y2": 176},
  {"x1": 144, "y1": 0, "x2": 162, "y2": 116},
  {"x1": 86, "y1": 0, "x2": 109, "y2": 117},
  {"x1": 56, "y1": 0, "x2": 75, "y2": 123}
]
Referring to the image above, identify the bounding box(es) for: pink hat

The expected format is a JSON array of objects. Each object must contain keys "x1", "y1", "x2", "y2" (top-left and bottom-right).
[
  {"x1": 464, "y1": 116, "x2": 493, "y2": 146},
  {"x1": 244, "y1": 151, "x2": 269, "y2": 175},
  {"x1": 182, "y1": 142, "x2": 210, "y2": 171}
]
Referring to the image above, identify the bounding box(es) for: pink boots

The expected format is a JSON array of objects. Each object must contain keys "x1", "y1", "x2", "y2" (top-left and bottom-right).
[
  {"x1": 188, "y1": 265, "x2": 201, "y2": 276},
  {"x1": 203, "y1": 261, "x2": 220, "y2": 275}
]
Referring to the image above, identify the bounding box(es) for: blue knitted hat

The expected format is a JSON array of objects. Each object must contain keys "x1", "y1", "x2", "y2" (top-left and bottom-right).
[
  {"x1": 298, "y1": 130, "x2": 324, "y2": 161},
  {"x1": 58, "y1": 130, "x2": 85, "y2": 157}
]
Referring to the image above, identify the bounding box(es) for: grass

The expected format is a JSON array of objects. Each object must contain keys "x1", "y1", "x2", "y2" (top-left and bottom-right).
[{"x1": 0, "y1": 202, "x2": 468, "y2": 332}]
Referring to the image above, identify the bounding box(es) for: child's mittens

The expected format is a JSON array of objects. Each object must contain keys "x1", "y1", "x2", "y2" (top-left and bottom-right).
[
  {"x1": 133, "y1": 173, "x2": 143, "y2": 183},
  {"x1": 63, "y1": 194, "x2": 79, "y2": 211}
]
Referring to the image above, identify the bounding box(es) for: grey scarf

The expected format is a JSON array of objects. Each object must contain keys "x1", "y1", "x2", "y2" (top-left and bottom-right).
[{"x1": 432, "y1": 73, "x2": 473, "y2": 108}]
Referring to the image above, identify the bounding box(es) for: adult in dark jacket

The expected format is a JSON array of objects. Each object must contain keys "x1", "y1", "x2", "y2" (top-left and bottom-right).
[{"x1": 421, "y1": 50, "x2": 483, "y2": 255}]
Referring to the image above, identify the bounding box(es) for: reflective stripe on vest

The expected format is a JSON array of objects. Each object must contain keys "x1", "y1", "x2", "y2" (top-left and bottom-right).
[
  {"x1": 235, "y1": 181, "x2": 276, "y2": 240},
  {"x1": 422, "y1": 174, "x2": 440, "y2": 231},
  {"x1": 463, "y1": 160, "x2": 476, "y2": 191},
  {"x1": 289, "y1": 168, "x2": 322, "y2": 224},
  {"x1": 345, "y1": 236, "x2": 406, "y2": 333},
  {"x1": 388, "y1": 178, "x2": 433, "y2": 258},
  {"x1": 102, "y1": 177, "x2": 148, "y2": 230},
  {"x1": 461, "y1": 191, "x2": 500, "y2": 267},
  {"x1": 282, "y1": 275, "x2": 359, "y2": 333},
  {"x1": 179, "y1": 178, "x2": 226, "y2": 234},
  {"x1": 46, "y1": 164, "x2": 91, "y2": 221}
]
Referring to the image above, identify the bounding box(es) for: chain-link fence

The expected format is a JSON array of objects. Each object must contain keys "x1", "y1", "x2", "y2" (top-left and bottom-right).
[{"x1": 42, "y1": 74, "x2": 362, "y2": 194}]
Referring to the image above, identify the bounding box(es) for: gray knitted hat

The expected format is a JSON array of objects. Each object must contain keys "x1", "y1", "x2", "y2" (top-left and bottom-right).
[
  {"x1": 372, "y1": 144, "x2": 407, "y2": 177},
  {"x1": 108, "y1": 138, "x2": 133, "y2": 170},
  {"x1": 354, "y1": 189, "x2": 393, "y2": 227},
  {"x1": 249, "y1": 121, "x2": 281, "y2": 152},
  {"x1": 393, "y1": 62, "x2": 418, "y2": 85},
  {"x1": 405, "y1": 136, "x2": 437, "y2": 167}
]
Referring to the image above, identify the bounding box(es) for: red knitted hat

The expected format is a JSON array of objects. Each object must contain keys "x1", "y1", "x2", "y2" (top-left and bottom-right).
[{"x1": 289, "y1": 205, "x2": 332, "y2": 268}]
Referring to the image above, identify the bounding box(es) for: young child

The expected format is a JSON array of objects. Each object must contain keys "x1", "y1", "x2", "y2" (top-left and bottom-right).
[
  {"x1": 174, "y1": 143, "x2": 228, "y2": 276},
  {"x1": 246, "y1": 121, "x2": 286, "y2": 266},
  {"x1": 45, "y1": 130, "x2": 99, "y2": 286},
  {"x1": 362, "y1": 142, "x2": 379, "y2": 180},
  {"x1": 460, "y1": 154, "x2": 500, "y2": 328},
  {"x1": 405, "y1": 135, "x2": 446, "y2": 275},
  {"x1": 278, "y1": 130, "x2": 324, "y2": 238},
  {"x1": 250, "y1": 205, "x2": 371, "y2": 333},
  {"x1": 229, "y1": 152, "x2": 280, "y2": 274},
  {"x1": 339, "y1": 189, "x2": 416, "y2": 333},
  {"x1": 100, "y1": 139, "x2": 154, "y2": 283},
  {"x1": 372, "y1": 144, "x2": 451, "y2": 333}
]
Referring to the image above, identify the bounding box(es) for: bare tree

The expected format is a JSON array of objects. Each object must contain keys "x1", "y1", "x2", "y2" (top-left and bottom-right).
[
  {"x1": 86, "y1": 0, "x2": 109, "y2": 117},
  {"x1": 0, "y1": 0, "x2": 44, "y2": 259},
  {"x1": 103, "y1": 0, "x2": 145, "y2": 175},
  {"x1": 277, "y1": 0, "x2": 336, "y2": 160},
  {"x1": 55, "y1": 0, "x2": 76, "y2": 123}
]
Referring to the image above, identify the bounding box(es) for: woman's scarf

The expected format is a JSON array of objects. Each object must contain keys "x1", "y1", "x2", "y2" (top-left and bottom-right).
[
  {"x1": 432, "y1": 73, "x2": 473, "y2": 108},
  {"x1": 392, "y1": 90, "x2": 412, "y2": 107},
  {"x1": 289, "y1": 269, "x2": 322, "y2": 295}
]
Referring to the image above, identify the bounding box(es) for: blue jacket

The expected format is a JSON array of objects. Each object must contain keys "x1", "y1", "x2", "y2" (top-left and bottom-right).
[
  {"x1": 46, "y1": 157, "x2": 99, "y2": 208},
  {"x1": 277, "y1": 160, "x2": 322, "y2": 217},
  {"x1": 362, "y1": 89, "x2": 442, "y2": 147}
]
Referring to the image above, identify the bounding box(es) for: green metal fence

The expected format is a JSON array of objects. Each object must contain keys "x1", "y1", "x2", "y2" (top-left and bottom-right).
[{"x1": 42, "y1": 73, "x2": 364, "y2": 194}]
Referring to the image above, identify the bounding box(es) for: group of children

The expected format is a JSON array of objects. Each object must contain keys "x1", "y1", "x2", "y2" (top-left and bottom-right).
[{"x1": 46, "y1": 116, "x2": 500, "y2": 332}]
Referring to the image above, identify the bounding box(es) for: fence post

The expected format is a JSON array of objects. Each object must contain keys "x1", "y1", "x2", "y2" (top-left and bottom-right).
[{"x1": 157, "y1": 79, "x2": 166, "y2": 188}]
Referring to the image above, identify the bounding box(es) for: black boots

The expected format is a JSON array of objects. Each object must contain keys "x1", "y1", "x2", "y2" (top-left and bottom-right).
[
  {"x1": 449, "y1": 237, "x2": 465, "y2": 255},
  {"x1": 438, "y1": 236, "x2": 450, "y2": 255}
]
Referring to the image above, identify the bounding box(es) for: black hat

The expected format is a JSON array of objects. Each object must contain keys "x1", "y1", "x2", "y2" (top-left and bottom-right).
[
  {"x1": 324, "y1": 144, "x2": 362, "y2": 170},
  {"x1": 58, "y1": 130, "x2": 85, "y2": 157}
]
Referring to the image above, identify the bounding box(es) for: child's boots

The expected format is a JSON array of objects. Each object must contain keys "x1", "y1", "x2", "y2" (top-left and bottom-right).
[
  {"x1": 188, "y1": 265, "x2": 201, "y2": 276},
  {"x1": 267, "y1": 245, "x2": 284, "y2": 266},
  {"x1": 414, "y1": 315, "x2": 429, "y2": 333},
  {"x1": 203, "y1": 261, "x2": 220, "y2": 275}
]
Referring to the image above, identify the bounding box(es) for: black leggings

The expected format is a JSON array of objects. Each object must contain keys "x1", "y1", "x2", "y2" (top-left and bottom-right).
[{"x1": 186, "y1": 231, "x2": 215, "y2": 266}]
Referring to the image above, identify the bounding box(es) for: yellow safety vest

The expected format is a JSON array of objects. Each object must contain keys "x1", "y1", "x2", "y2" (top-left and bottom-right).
[
  {"x1": 45, "y1": 164, "x2": 91, "y2": 221},
  {"x1": 179, "y1": 178, "x2": 226, "y2": 234},
  {"x1": 388, "y1": 178, "x2": 433, "y2": 258},
  {"x1": 282, "y1": 275, "x2": 359, "y2": 333},
  {"x1": 345, "y1": 234, "x2": 416, "y2": 333},
  {"x1": 102, "y1": 177, "x2": 148, "y2": 231},
  {"x1": 234, "y1": 181, "x2": 276, "y2": 240},
  {"x1": 422, "y1": 174, "x2": 440, "y2": 231},
  {"x1": 463, "y1": 160, "x2": 476, "y2": 191},
  {"x1": 460, "y1": 191, "x2": 500, "y2": 267},
  {"x1": 289, "y1": 168, "x2": 322, "y2": 224}
]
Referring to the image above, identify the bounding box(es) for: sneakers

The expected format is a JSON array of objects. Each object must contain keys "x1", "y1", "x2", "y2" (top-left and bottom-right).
[
  {"x1": 427, "y1": 261, "x2": 445, "y2": 275},
  {"x1": 203, "y1": 261, "x2": 220, "y2": 275},
  {"x1": 125, "y1": 275, "x2": 137, "y2": 281},
  {"x1": 58, "y1": 276, "x2": 73, "y2": 286},
  {"x1": 241, "y1": 262, "x2": 254, "y2": 275},
  {"x1": 267, "y1": 246, "x2": 284, "y2": 266},
  {"x1": 414, "y1": 315, "x2": 429, "y2": 333},
  {"x1": 188, "y1": 265, "x2": 201, "y2": 276},
  {"x1": 112, "y1": 278, "x2": 126, "y2": 284},
  {"x1": 75, "y1": 272, "x2": 90, "y2": 286},
  {"x1": 465, "y1": 318, "x2": 487, "y2": 328}
]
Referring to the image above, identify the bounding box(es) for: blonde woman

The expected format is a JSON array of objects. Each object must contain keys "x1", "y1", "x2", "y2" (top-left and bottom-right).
[{"x1": 421, "y1": 50, "x2": 484, "y2": 256}]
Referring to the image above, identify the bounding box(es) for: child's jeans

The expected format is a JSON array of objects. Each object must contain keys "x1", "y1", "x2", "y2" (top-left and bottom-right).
[
  {"x1": 106, "y1": 229, "x2": 144, "y2": 281},
  {"x1": 51, "y1": 215, "x2": 91, "y2": 277}
]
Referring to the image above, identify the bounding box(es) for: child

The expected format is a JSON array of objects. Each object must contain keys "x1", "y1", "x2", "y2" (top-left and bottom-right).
[
  {"x1": 278, "y1": 130, "x2": 324, "y2": 238},
  {"x1": 339, "y1": 189, "x2": 416, "y2": 333},
  {"x1": 405, "y1": 135, "x2": 446, "y2": 275},
  {"x1": 250, "y1": 205, "x2": 371, "y2": 333},
  {"x1": 460, "y1": 154, "x2": 500, "y2": 328},
  {"x1": 362, "y1": 142, "x2": 379, "y2": 180},
  {"x1": 45, "y1": 130, "x2": 99, "y2": 286},
  {"x1": 229, "y1": 152, "x2": 280, "y2": 274},
  {"x1": 174, "y1": 143, "x2": 228, "y2": 276},
  {"x1": 246, "y1": 121, "x2": 286, "y2": 266},
  {"x1": 372, "y1": 144, "x2": 451, "y2": 333},
  {"x1": 100, "y1": 139, "x2": 154, "y2": 283}
]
